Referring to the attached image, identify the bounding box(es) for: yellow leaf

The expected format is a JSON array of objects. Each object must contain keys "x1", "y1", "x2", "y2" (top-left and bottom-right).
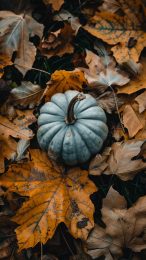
[
  {"x1": 84, "y1": 9, "x2": 146, "y2": 63},
  {"x1": 43, "y1": 0, "x2": 64, "y2": 10},
  {"x1": 44, "y1": 70, "x2": 86, "y2": 101},
  {"x1": 0, "y1": 149, "x2": 97, "y2": 251}
]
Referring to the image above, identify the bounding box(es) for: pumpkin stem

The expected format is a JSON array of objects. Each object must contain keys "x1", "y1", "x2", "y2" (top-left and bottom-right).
[{"x1": 66, "y1": 93, "x2": 86, "y2": 124}]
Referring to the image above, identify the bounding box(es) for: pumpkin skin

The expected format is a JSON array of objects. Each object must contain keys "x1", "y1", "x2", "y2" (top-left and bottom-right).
[{"x1": 37, "y1": 90, "x2": 108, "y2": 165}]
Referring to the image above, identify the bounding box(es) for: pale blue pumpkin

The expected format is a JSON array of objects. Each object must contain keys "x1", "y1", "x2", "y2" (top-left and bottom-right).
[{"x1": 37, "y1": 90, "x2": 108, "y2": 165}]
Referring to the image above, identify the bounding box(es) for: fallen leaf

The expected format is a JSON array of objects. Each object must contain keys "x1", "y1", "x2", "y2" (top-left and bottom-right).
[
  {"x1": 117, "y1": 58, "x2": 146, "y2": 94},
  {"x1": 99, "y1": 0, "x2": 121, "y2": 13},
  {"x1": 9, "y1": 81, "x2": 43, "y2": 109},
  {"x1": 0, "y1": 136, "x2": 17, "y2": 173},
  {"x1": 0, "y1": 149, "x2": 97, "y2": 251},
  {"x1": 0, "y1": 114, "x2": 33, "y2": 140},
  {"x1": 43, "y1": 70, "x2": 86, "y2": 101},
  {"x1": 43, "y1": 0, "x2": 64, "y2": 11},
  {"x1": 135, "y1": 90, "x2": 146, "y2": 113},
  {"x1": 0, "y1": 11, "x2": 44, "y2": 75},
  {"x1": 85, "y1": 187, "x2": 146, "y2": 259},
  {"x1": 84, "y1": 8, "x2": 146, "y2": 64},
  {"x1": 81, "y1": 49, "x2": 129, "y2": 88},
  {"x1": 0, "y1": 54, "x2": 12, "y2": 78},
  {"x1": 89, "y1": 140, "x2": 146, "y2": 180},
  {"x1": 39, "y1": 23, "x2": 74, "y2": 58},
  {"x1": 54, "y1": 10, "x2": 81, "y2": 34},
  {"x1": 122, "y1": 104, "x2": 143, "y2": 138}
]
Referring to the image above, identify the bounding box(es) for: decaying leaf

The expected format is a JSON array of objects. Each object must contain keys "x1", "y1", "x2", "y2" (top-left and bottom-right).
[
  {"x1": 43, "y1": 70, "x2": 86, "y2": 101},
  {"x1": 43, "y1": 0, "x2": 64, "y2": 11},
  {"x1": 0, "y1": 149, "x2": 97, "y2": 251},
  {"x1": 84, "y1": 8, "x2": 146, "y2": 64},
  {"x1": 99, "y1": 0, "x2": 121, "y2": 13},
  {"x1": 0, "y1": 11, "x2": 44, "y2": 75},
  {"x1": 39, "y1": 24, "x2": 74, "y2": 58},
  {"x1": 0, "y1": 54, "x2": 12, "y2": 78},
  {"x1": 89, "y1": 140, "x2": 146, "y2": 181},
  {"x1": 86, "y1": 187, "x2": 146, "y2": 259},
  {"x1": 9, "y1": 81, "x2": 43, "y2": 108}
]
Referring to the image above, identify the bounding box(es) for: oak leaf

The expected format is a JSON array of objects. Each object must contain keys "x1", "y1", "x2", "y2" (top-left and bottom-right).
[
  {"x1": 43, "y1": 0, "x2": 64, "y2": 11},
  {"x1": 86, "y1": 187, "x2": 146, "y2": 259},
  {"x1": 0, "y1": 149, "x2": 97, "y2": 251},
  {"x1": 0, "y1": 11, "x2": 44, "y2": 75},
  {"x1": 89, "y1": 140, "x2": 146, "y2": 181},
  {"x1": 43, "y1": 70, "x2": 86, "y2": 101},
  {"x1": 9, "y1": 81, "x2": 43, "y2": 109},
  {"x1": 84, "y1": 9, "x2": 146, "y2": 64}
]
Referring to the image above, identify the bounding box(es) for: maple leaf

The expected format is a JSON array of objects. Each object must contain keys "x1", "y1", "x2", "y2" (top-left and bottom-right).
[
  {"x1": 89, "y1": 140, "x2": 146, "y2": 181},
  {"x1": 82, "y1": 50, "x2": 129, "y2": 88},
  {"x1": 85, "y1": 187, "x2": 146, "y2": 259},
  {"x1": 43, "y1": 0, "x2": 64, "y2": 11},
  {"x1": 43, "y1": 70, "x2": 86, "y2": 101},
  {"x1": 84, "y1": 7, "x2": 146, "y2": 64},
  {"x1": 39, "y1": 23, "x2": 75, "y2": 58},
  {"x1": 0, "y1": 149, "x2": 97, "y2": 251},
  {"x1": 0, "y1": 11, "x2": 44, "y2": 75},
  {"x1": 9, "y1": 81, "x2": 44, "y2": 109}
]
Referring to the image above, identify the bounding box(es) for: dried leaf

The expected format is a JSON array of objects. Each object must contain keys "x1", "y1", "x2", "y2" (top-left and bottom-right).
[
  {"x1": 43, "y1": 70, "x2": 86, "y2": 101},
  {"x1": 135, "y1": 90, "x2": 146, "y2": 113},
  {"x1": 117, "y1": 59, "x2": 146, "y2": 94},
  {"x1": 89, "y1": 148, "x2": 111, "y2": 176},
  {"x1": 0, "y1": 136, "x2": 17, "y2": 173},
  {"x1": 86, "y1": 187, "x2": 146, "y2": 259},
  {"x1": 0, "y1": 11, "x2": 44, "y2": 75},
  {"x1": 9, "y1": 81, "x2": 43, "y2": 108},
  {"x1": 43, "y1": 0, "x2": 64, "y2": 10},
  {"x1": 39, "y1": 24, "x2": 74, "y2": 58},
  {"x1": 122, "y1": 104, "x2": 143, "y2": 138},
  {"x1": 84, "y1": 9, "x2": 146, "y2": 64},
  {"x1": 99, "y1": 0, "x2": 121, "y2": 13},
  {"x1": 0, "y1": 149, "x2": 97, "y2": 251},
  {"x1": 0, "y1": 114, "x2": 33, "y2": 140},
  {"x1": 0, "y1": 55, "x2": 12, "y2": 78}
]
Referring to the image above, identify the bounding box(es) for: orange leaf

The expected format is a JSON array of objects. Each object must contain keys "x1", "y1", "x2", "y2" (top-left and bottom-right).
[
  {"x1": 0, "y1": 54, "x2": 12, "y2": 78},
  {"x1": 43, "y1": 0, "x2": 64, "y2": 10},
  {"x1": 43, "y1": 70, "x2": 86, "y2": 101},
  {"x1": 0, "y1": 149, "x2": 97, "y2": 250}
]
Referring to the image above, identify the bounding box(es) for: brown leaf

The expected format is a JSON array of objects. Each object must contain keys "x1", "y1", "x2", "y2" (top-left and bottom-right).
[
  {"x1": 122, "y1": 104, "x2": 143, "y2": 138},
  {"x1": 84, "y1": 6, "x2": 146, "y2": 64},
  {"x1": 0, "y1": 55, "x2": 12, "y2": 78},
  {"x1": 85, "y1": 187, "x2": 146, "y2": 259},
  {"x1": 117, "y1": 58, "x2": 146, "y2": 94},
  {"x1": 89, "y1": 148, "x2": 111, "y2": 176},
  {"x1": 99, "y1": 0, "x2": 121, "y2": 13},
  {"x1": 39, "y1": 24, "x2": 74, "y2": 58},
  {"x1": 43, "y1": 70, "x2": 86, "y2": 101},
  {"x1": 54, "y1": 11, "x2": 81, "y2": 34},
  {"x1": 0, "y1": 11, "x2": 44, "y2": 75},
  {"x1": 0, "y1": 149, "x2": 97, "y2": 251},
  {"x1": 135, "y1": 90, "x2": 146, "y2": 113},
  {"x1": 9, "y1": 81, "x2": 44, "y2": 109},
  {"x1": 43, "y1": 0, "x2": 64, "y2": 11}
]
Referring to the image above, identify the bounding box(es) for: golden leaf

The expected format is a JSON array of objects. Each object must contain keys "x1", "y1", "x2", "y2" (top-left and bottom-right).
[
  {"x1": 84, "y1": 9, "x2": 146, "y2": 63},
  {"x1": 0, "y1": 149, "x2": 97, "y2": 250},
  {"x1": 43, "y1": 0, "x2": 64, "y2": 10},
  {"x1": 44, "y1": 70, "x2": 86, "y2": 101}
]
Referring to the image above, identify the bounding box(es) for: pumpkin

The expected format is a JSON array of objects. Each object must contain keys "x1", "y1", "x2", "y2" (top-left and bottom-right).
[{"x1": 37, "y1": 90, "x2": 108, "y2": 165}]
